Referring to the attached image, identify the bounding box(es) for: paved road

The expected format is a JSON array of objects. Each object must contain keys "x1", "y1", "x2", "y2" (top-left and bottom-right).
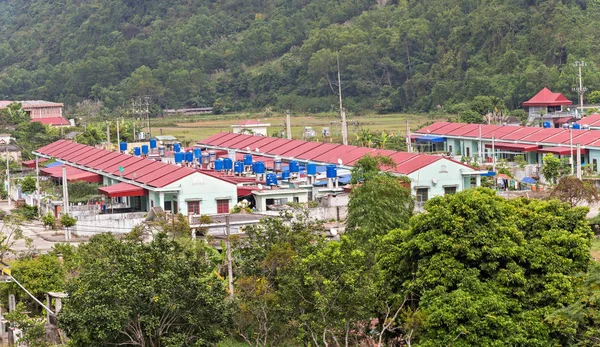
[{"x1": 0, "y1": 201, "x2": 83, "y2": 256}]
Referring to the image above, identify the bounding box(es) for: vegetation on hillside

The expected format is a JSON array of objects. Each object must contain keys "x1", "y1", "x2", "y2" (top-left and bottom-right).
[{"x1": 1, "y1": 0, "x2": 600, "y2": 114}]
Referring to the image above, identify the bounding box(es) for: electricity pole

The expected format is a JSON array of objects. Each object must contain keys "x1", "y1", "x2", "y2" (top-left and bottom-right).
[
  {"x1": 337, "y1": 54, "x2": 348, "y2": 145},
  {"x1": 144, "y1": 96, "x2": 151, "y2": 138},
  {"x1": 225, "y1": 214, "x2": 234, "y2": 299},
  {"x1": 573, "y1": 61, "x2": 587, "y2": 118}
]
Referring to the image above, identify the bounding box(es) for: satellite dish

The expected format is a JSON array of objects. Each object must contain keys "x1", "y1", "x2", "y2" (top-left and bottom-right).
[
  {"x1": 337, "y1": 159, "x2": 343, "y2": 165},
  {"x1": 246, "y1": 146, "x2": 250, "y2": 151},
  {"x1": 330, "y1": 229, "x2": 338, "y2": 236},
  {"x1": 256, "y1": 148, "x2": 260, "y2": 152},
  {"x1": 257, "y1": 184, "x2": 263, "y2": 190},
  {"x1": 432, "y1": 178, "x2": 438, "y2": 185}
]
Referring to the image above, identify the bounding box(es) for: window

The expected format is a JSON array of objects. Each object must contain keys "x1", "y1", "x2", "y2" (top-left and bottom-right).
[
  {"x1": 293, "y1": 197, "x2": 299, "y2": 203},
  {"x1": 416, "y1": 188, "x2": 429, "y2": 207},
  {"x1": 444, "y1": 186, "x2": 457, "y2": 195},
  {"x1": 217, "y1": 199, "x2": 230, "y2": 214},
  {"x1": 594, "y1": 159, "x2": 598, "y2": 171},
  {"x1": 466, "y1": 147, "x2": 471, "y2": 157},
  {"x1": 266, "y1": 198, "x2": 288, "y2": 206},
  {"x1": 164, "y1": 201, "x2": 172, "y2": 212},
  {"x1": 187, "y1": 201, "x2": 200, "y2": 215}
]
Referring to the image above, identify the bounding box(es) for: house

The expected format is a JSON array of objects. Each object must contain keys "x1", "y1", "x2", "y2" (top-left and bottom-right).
[
  {"x1": 0, "y1": 100, "x2": 69, "y2": 127},
  {"x1": 231, "y1": 120, "x2": 271, "y2": 136},
  {"x1": 0, "y1": 144, "x2": 21, "y2": 162},
  {"x1": 196, "y1": 132, "x2": 484, "y2": 205},
  {"x1": 33, "y1": 140, "x2": 238, "y2": 216},
  {"x1": 522, "y1": 88, "x2": 573, "y2": 119}
]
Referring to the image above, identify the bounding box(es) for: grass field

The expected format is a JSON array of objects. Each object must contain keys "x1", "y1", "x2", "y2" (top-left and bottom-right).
[{"x1": 147, "y1": 111, "x2": 450, "y2": 145}]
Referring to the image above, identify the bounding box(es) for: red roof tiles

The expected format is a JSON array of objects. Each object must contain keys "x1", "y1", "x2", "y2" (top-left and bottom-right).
[{"x1": 522, "y1": 87, "x2": 573, "y2": 107}]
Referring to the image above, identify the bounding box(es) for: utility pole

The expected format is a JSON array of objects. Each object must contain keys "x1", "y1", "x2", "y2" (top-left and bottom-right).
[
  {"x1": 406, "y1": 120, "x2": 412, "y2": 153},
  {"x1": 285, "y1": 110, "x2": 292, "y2": 140},
  {"x1": 62, "y1": 165, "x2": 70, "y2": 241},
  {"x1": 5, "y1": 148, "x2": 10, "y2": 207},
  {"x1": 573, "y1": 61, "x2": 587, "y2": 118},
  {"x1": 116, "y1": 118, "x2": 120, "y2": 144},
  {"x1": 225, "y1": 214, "x2": 234, "y2": 299},
  {"x1": 577, "y1": 143, "x2": 582, "y2": 179},
  {"x1": 337, "y1": 54, "x2": 348, "y2": 145},
  {"x1": 144, "y1": 96, "x2": 151, "y2": 138},
  {"x1": 35, "y1": 156, "x2": 40, "y2": 215},
  {"x1": 570, "y1": 126, "x2": 574, "y2": 176}
]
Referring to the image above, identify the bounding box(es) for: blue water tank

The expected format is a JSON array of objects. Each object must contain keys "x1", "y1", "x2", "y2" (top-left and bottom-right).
[
  {"x1": 215, "y1": 159, "x2": 224, "y2": 171},
  {"x1": 573, "y1": 123, "x2": 581, "y2": 130},
  {"x1": 243, "y1": 154, "x2": 253, "y2": 166},
  {"x1": 307, "y1": 163, "x2": 317, "y2": 176},
  {"x1": 282, "y1": 170, "x2": 290, "y2": 181},
  {"x1": 274, "y1": 157, "x2": 282, "y2": 171},
  {"x1": 185, "y1": 151, "x2": 194, "y2": 162},
  {"x1": 149, "y1": 138, "x2": 157, "y2": 149},
  {"x1": 234, "y1": 161, "x2": 244, "y2": 174},
  {"x1": 119, "y1": 142, "x2": 127, "y2": 152},
  {"x1": 134, "y1": 147, "x2": 141, "y2": 156},
  {"x1": 174, "y1": 152, "x2": 184, "y2": 163},
  {"x1": 174, "y1": 143, "x2": 181, "y2": 153},
  {"x1": 223, "y1": 158, "x2": 233, "y2": 170},
  {"x1": 266, "y1": 173, "x2": 278, "y2": 186},
  {"x1": 193, "y1": 148, "x2": 201, "y2": 159},
  {"x1": 543, "y1": 121, "x2": 551, "y2": 128},
  {"x1": 141, "y1": 145, "x2": 149, "y2": 155},
  {"x1": 326, "y1": 164, "x2": 337, "y2": 179},
  {"x1": 289, "y1": 160, "x2": 299, "y2": 173},
  {"x1": 254, "y1": 161, "x2": 265, "y2": 174}
]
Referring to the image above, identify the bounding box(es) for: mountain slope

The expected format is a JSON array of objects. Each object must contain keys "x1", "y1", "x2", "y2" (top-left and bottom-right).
[{"x1": 0, "y1": 0, "x2": 598, "y2": 113}]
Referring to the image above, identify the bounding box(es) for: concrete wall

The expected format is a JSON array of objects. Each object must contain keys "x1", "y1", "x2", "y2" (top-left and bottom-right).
[
  {"x1": 72, "y1": 212, "x2": 146, "y2": 236},
  {"x1": 408, "y1": 158, "x2": 477, "y2": 199},
  {"x1": 161, "y1": 172, "x2": 237, "y2": 215}
]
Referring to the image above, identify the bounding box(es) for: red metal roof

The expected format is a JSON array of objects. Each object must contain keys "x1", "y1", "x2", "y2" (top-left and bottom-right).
[
  {"x1": 519, "y1": 128, "x2": 563, "y2": 142},
  {"x1": 311, "y1": 144, "x2": 363, "y2": 163},
  {"x1": 283, "y1": 142, "x2": 326, "y2": 158},
  {"x1": 416, "y1": 122, "x2": 452, "y2": 134},
  {"x1": 338, "y1": 147, "x2": 378, "y2": 166},
  {"x1": 227, "y1": 135, "x2": 266, "y2": 150},
  {"x1": 522, "y1": 87, "x2": 573, "y2": 106},
  {"x1": 537, "y1": 146, "x2": 587, "y2": 155},
  {"x1": 499, "y1": 127, "x2": 539, "y2": 141},
  {"x1": 34, "y1": 141, "x2": 197, "y2": 188},
  {"x1": 296, "y1": 143, "x2": 341, "y2": 161},
  {"x1": 445, "y1": 123, "x2": 479, "y2": 136},
  {"x1": 484, "y1": 143, "x2": 539, "y2": 152},
  {"x1": 268, "y1": 140, "x2": 306, "y2": 156},
  {"x1": 40, "y1": 165, "x2": 101, "y2": 183},
  {"x1": 210, "y1": 132, "x2": 245, "y2": 147},
  {"x1": 30, "y1": 117, "x2": 70, "y2": 126},
  {"x1": 393, "y1": 156, "x2": 442, "y2": 175},
  {"x1": 253, "y1": 138, "x2": 291, "y2": 153},
  {"x1": 578, "y1": 114, "x2": 600, "y2": 127},
  {"x1": 98, "y1": 182, "x2": 147, "y2": 198}
]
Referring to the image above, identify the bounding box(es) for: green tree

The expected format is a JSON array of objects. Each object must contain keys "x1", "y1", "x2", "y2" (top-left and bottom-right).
[
  {"x1": 542, "y1": 153, "x2": 565, "y2": 184},
  {"x1": 550, "y1": 176, "x2": 600, "y2": 207},
  {"x1": 588, "y1": 90, "x2": 600, "y2": 104},
  {"x1": 59, "y1": 233, "x2": 232, "y2": 346},
  {"x1": 379, "y1": 188, "x2": 592, "y2": 346},
  {"x1": 460, "y1": 109, "x2": 484, "y2": 124},
  {"x1": 19, "y1": 175, "x2": 36, "y2": 194}
]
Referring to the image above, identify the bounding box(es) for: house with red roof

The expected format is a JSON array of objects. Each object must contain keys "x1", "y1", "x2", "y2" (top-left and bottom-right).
[
  {"x1": 33, "y1": 140, "x2": 238, "y2": 219},
  {"x1": 0, "y1": 100, "x2": 70, "y2": 127},
  {"x1": 522, "y1": 87, "x2": 573, "y2": 117},
  {"x1": 231, "y1": 119, "x2": 271, "y2": 136}
]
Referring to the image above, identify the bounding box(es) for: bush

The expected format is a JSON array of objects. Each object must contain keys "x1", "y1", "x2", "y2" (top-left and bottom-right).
[
  {"x1": 12, "y1": 204, "x2": 38, "y2": 220},
  {"x1": 60, "y1": 214, "x2": 77, "y2": 228},
  {"x1": 42, "y1": 212, "x2": 55, "y2": 229}
]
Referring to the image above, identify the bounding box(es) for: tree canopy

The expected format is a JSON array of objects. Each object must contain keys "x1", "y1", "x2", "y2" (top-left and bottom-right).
[{"x1": 1, "y1": 1, "x2": 600, "y2": 113}]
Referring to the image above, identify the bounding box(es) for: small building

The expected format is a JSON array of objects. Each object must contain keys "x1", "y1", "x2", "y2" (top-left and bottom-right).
[
  {"x1": 231, "y1": 120, "x2": 271, "y2": 136},
  {"x1": 0, "y1": 100, "x2": 69, "y2": 127},
  {"x1": 0, "y1": 144, "x2": 21, "y2": 162},
  {"x1": 522, "y1": 88, "x2": 573, "y2": 118},
  {"x1": 253, "y1": 188, "x2": 309, "y2": 212},
  {"x1": 164, "y1": 107, "x2": 213, "y2": 116}
]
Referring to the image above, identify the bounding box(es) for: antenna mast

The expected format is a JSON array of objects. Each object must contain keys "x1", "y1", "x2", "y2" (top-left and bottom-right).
[{"x1": 572, "y1": 61, "x2": 587, "y2": 118}]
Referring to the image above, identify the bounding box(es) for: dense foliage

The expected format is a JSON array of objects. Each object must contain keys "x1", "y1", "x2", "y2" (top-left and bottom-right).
[{"x1": 1, "y1": 1, "x2": 600, "y2": 113}]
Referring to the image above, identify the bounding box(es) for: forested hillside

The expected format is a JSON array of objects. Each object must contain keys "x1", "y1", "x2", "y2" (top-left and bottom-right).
[{"x1": 1, "y1": 0, "x2": 599, "y2": 113}]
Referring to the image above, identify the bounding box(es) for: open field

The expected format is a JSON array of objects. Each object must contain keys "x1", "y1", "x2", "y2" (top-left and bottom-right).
[{"x1": 147, "y1": 112, "x2": 450, "y2": 144}]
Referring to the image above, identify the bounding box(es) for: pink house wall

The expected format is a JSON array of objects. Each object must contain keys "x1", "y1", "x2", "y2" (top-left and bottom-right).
[{"x1": 26, "y1": 106, "x2": 63, "y2": 119}]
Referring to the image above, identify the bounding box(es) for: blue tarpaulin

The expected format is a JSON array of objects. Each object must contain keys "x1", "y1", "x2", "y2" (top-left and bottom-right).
[
  {"x1": 480, "y1": 171, "x2": 496, "y2": 177},
  {"x1": 313, "y1": 174, "x2": 351, "y2": 186},
  {"x1": 415, "y1": 135, "x2": 446, "y2": 143},
  {"x1": 44, "y1": 161, "x2": 63, "y2": 168},
  {"x1": 521, "y1": 177, "x2": 537, "y2": 184}
]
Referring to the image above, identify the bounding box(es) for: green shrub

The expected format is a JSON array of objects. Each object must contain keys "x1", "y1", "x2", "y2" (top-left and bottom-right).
[
  {"x1": 42, "y1": 212, "x2": 55, "y2": 229},
  {"x1": 60, "y1": 214, "x2": 77, "y2": 228}
]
